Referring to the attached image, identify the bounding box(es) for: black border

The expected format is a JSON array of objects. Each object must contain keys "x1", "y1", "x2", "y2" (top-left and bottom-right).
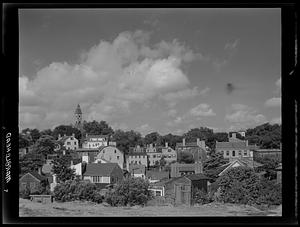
[{"x1": 2, "y1": 2, "x2": 298, "y2": 225}]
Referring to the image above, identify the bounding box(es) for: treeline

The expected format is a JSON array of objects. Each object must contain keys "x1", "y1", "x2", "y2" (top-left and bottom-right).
[{"x1": 19, "y1": 122, "x2": 281, "y2": 155}]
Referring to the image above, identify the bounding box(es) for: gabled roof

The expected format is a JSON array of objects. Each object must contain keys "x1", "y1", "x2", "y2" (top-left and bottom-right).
[
  {"x1": 218, "y1": 158, "x2": 263, "y2": 176},
  {"x1": 216, "y1": 141, "x2": 248, "y2": 149},
  {"x1": 184, "y1": 173, "x2": 211, "y2": 181},
  {"x1": 146, "y1": 170, "x2": 169, "y2": 180},
  {"x1": 20, "y1": 172, "x2": 46, "y2": 182},
  {"x1": 83, "y1": 163, "x2": 119, "y2": 176}
]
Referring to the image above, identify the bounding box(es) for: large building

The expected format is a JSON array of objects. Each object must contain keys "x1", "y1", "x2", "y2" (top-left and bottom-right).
[
  {"x1": 57, "y1": 133, "x2": 79, "y2": 150},
  {"x1": 95, "y1": 144, "x2": 125, "y2": 169},
  {"x1": 176, "y1": 138, "x2": 208, "y2": 163},
  {"x1": 215, "y1": 132, "x2": 258, "y2": 161},
  {"x1": 82, "y1": 134, "x2": 109, "y2": 149}
]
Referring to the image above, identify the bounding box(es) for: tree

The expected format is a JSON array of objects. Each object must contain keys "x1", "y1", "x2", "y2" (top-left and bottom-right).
[
  {"x1": 52, "y1": 154, "x2": 75, "y2": 182},
  {"x1": 83, "y1": 120, "x2": 114, "y2": 136},
  {"x1": 161, "y1": 133, "x2": 183, "y2": 150},
  {"x1": 203, "y1": 152, "x2": 229, "y2": 180},
  {"x1": 144, "y1": 132, "x2": 162, "y2": 146},
  {"x1": 19, "y1": 133, "x2": 30, "y2": 148},
  {"x1": 159, "y1": 157, "x2": 167, "y2": 171},
  {"x1": 254, "y1": 156, "x2": 280, "y2": 180},
  {"x1": 52, "y1": 125, "x2": 81, "y2": 140},
  {"x1": 178, "y1": 151, "x2": 194, "y2": 164},
  {"x1": 21, "y1": 128, "x2": 41, "y2": 143},
  {"x1": 19, "y1": 152, "x2": 44, "y2": 176},
  {"x1": 183, "y1": 127, "x2": 215, "y2": 150},
  {"x1": 40, "y1": 129, "x2": 53, "y2": 136},
  {"x1": 111, "y1": 129, "x2": 142, "y2": 154},
  {"x1": 31, "y1": 135, "x2": 56, "y2": 158},
  {"x1": 105, "y1": 177, "x2": 153, "y2": 206}
]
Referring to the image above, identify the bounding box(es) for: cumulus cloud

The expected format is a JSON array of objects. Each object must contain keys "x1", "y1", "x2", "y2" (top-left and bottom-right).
[
  {"x1": 19, "y1": 30, "x2": 204, "y2": 129},
  {"x1": 189, "y1": 103, "x2": 216, "y2": 117},
  {"x1": 265, "y1": 97, "x2": 281, "y2": 107},
  {"x1": 136, "y1": 124, "x2": 153, "y2": 136},
  {"x1": 265, "y1": 77, "x2": 281, "y2": 108},
  {"x1": 225, "y1": 104, "x2": 266, "y2": 129},
  {"x1": 270, "y1": 117, "x2": 281, "y2": 125}
]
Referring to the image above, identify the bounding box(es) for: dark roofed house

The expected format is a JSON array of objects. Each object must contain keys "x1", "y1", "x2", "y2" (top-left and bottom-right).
[
  {"x1": 83, "y1": 163, "x2": 124, "y2": 189},
  {"x1": 146, "y1": 170, "x2": 170, "y2": 183},
  {"x1": 19, "y1": 171, "x2": 49, "y2": 194},
  {"x1": 170, "y1": 162, "x2": 203, "y2": 178}
]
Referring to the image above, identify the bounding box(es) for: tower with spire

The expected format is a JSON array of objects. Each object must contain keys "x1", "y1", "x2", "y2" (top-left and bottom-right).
[{"x1": 74, "y1": 104, "x2": 83, "y2": 130}]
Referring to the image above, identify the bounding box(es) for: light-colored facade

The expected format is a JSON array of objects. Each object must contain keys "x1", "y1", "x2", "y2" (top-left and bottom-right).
[
  {"x1": 82, "y1": 135, "x2": 109, "y2": 149},
  {"x1": 161, "y1": 143, "x2": 177, "y2": 163},
  {"x1": 95, "y1": 145, "x2": 124, "y2": 169},
  {"x1": 126, "y1": 153, "x2": 148, "y2": 170},
  {"x1": 70, "y1": 162, "x2": 83, "y2": 177},
  {"x1": 83, "y1": 175, "x2": 111, "y2": 184},
  {"x1": 58, "y1": 134, "x2": 79, "y2": 150}
]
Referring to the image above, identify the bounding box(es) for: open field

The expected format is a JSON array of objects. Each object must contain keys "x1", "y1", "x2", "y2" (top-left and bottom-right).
[{"x1": 19, "y1": 199, "x2": 281, "y2": 217}]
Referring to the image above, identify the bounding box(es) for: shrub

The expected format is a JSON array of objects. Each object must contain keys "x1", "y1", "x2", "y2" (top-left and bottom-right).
[
  {"x1": 255, "y1": 178, "x2": 282, "y2": 206},
  {"x1": 53, "y1": 179, "x2": 103, "y2": 203},
  {"x1": 192, "y1": 188, "x2": 211, "y2": 205},
  {"x1": 105, "y1": 177, "x2": 153, "y2": 206}
]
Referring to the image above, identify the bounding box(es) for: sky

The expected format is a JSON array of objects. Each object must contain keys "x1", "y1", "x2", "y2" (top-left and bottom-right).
[{"x1": 19, "y1": 8, "x2": 281, "y2": 135}]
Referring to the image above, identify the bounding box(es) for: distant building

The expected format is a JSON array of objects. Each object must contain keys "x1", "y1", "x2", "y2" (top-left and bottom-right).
[
  {"x1": 170, "y1": 162, "x2": 203, "y2": 178},
  {"x1": 176, "y1": 138, "x2": 208, "y2": 163},
  {"x1": 74, "y1": 104, "x2": 83, "y2": 130},
  {"x1": 83, "y1": 163, "x2": 123, "y2": 189},
  {"x1": 76, "y1": 148, "x2": 99, "y2": 163},
  {"x1": 82, "y1": 134, "x2": 109, "y2": 149},
  {"x1": 215, "y1": 132, "x2": 258, "y2": 161},
  {"x1": 129, "y1": 164, "x2": 146, "y2": 179},
  {"x1": 253, "y1": 148, "x2": 282, "y2": 161},
  {"x1": 95, "y1": 145, "x2": 124, "y2": 169},
  {"x1": 146, "y1": 170, "x2": 170, "y2": 183},
  {"x1": 57, "y1": 133, "x2": 79, "y2": 151},
  {"x1": 217, "y1": 159, "x2": 263, "y2": 177},
  {"x1": 19, "y1": 171, "x2": 49, "y2": 194},
  {"x1": 126, "y1": 151, "x2": 148, "y2": 170}
]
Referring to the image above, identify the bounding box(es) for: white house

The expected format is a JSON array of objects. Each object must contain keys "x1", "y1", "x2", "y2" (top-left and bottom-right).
[
  {"x1": 58, "y1": 133, "x2": 79, "y2": 150},
  {"x1": 82, "y1": 134, "x2": 109, "y2": 149},
  {"x1": 95, "y1": 145, "x2": 124, "y2": 169}
]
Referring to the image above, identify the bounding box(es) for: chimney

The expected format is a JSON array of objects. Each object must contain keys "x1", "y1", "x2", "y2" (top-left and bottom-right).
[
  {"x1": 183, "y1": 138, "x2": 186, "y2": 147},
  {"x1": 197, "y1": 138, "x2": 200, "y2": 146},
  {"x1": 165, "y1": 142, "x2": 168, "y2": 148}
]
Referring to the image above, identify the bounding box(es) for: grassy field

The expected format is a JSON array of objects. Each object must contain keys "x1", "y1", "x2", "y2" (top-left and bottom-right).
[{"x1": 19, "y1": 198, "x2": 282, "y2": 217}]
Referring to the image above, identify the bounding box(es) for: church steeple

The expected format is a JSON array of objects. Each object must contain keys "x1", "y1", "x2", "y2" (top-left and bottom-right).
[{"x1": 74, "y1": 104, "x2": 82, "y2": 129}]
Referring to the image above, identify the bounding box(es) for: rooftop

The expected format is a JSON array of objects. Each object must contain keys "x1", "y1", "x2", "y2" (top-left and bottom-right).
[
  {"x1": 83, "y1": 163, "x2": 119, "y2": 176},
  {"x1": 75, "y1": 104, "x2": 82, "y2": 114}
]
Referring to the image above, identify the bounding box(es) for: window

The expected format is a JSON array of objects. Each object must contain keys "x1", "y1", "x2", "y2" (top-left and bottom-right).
[
  {"x1": 139, "y1": 161, "x2": 141, "y2": 164},
  {"x1": 168, "y1": 155, "x2": 171, "y2": 158},
  {"x1": 244, "y1": 151, "x2": 248, "y2": 156},
  {"x1": 232, "y1": 150, "x2": 235, "y2": 156},
  {"x1": 226, "y1": 151, "x2": 229, "y2": 156},
  {"x1": 153, "y1": 155, "x2": 156, "y2": 158},
  {"x1": 115, "y1": 150, "x2": 116, "y2": 153},
  {"x1": 117, "y1": 156, "x2": 119, "y2": 160},
  {"x1": 238, "y1": 151, "x2": 242, "y2": 156},
  {"x1": 155, "y1": 191, "x2": 162, "y2": 196},
  {"x1": 67, "y1": 142, "x2": 71, "y2": 145},
  {"x1": 74, "y1": 141, "x2": 77, "y2": 145},
  {"x1": 157, "y1": 155, "x2": 161, "y2": 158}
]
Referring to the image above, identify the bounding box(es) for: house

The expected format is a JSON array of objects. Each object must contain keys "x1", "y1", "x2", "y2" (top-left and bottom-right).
[
  {"x1": 70, "y1": 162, "x2": 84, "y2": 177},
  {"x1": 176, "y1": 138, "x2": 208, "y2": 163},
  {"x1": 95, "y1": 145, "x2": 124, "y2": 169},
  {"x1": 253, "y1": 148, "x2": 282, "y2": 162},
  {"x1": 170, "y1": 162, "x2": 203, "y2": 178},
  {"x1": 216, "y1": 132, "x2": 258, "y2": 160},
  {"x1": 157, "y1": 143, "x2": 177, "y2": 164},
  {"x1": 57, "y1": 133, "x2": 79, "y2": 151},
  {"x1": 146, "y1": 170, "x2": 170, "y2": 183},
  {"x1": 126, "y1": 151, "x2": 148, "y2": 170},
  {"x1": 76, "y1": 148, "x2": 99, "y2": 163},
  {"x1": 129, "y1": 164, "x2": 146, "y2": 179},
  {"x1": 157, "y1": 173, "x2": 211, "y2": 206},
  {"x1": 83, "y1": 163, "x2": 124, "y2": 189},
  {"x1": 19, "y1": 171, "x2": 49, "y2": 193},
  {"x1": 217, "y1": 158, "x2": 263, "y2": 177},
  {"x1": 82, "y1": 134, "x2": 109, "y2": 149}
]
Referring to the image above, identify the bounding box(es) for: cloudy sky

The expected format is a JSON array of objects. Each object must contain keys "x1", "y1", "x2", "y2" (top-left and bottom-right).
[{"x1": 19, "y1": 8, "x2": 281, "y2": 135}]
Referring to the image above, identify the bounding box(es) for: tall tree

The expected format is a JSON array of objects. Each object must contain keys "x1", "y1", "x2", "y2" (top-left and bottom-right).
[
  {"x1": 144, "y1": 132, "x2": 162, "y2": 146},
  {"x1": 83, "y1": 120, "x2": 114, "y2": 136},
  {"x1": 19, "y1": 152, "x2": 44, "y2": 176},
  {"x1": 19, "y1": 133, "x2": 30, "y2": 148},
  {"x1": 21, "y1": 128, "x2": 41, "y2": 143},
  {"x1": 52, "y1": 154, "x2": 75, "y2": 183},
  {"x1": 112, "y1": 129, "x2": 142, "y2": 154},
  {"x1": 52, "y1": 125, "x2": 81, "y2": 140},
  {"x1": 31, "y1": 135, "x2": 56, "y2": 158}
]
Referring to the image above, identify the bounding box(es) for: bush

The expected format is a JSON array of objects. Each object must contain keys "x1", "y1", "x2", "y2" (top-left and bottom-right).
[
  {"x1": 216, "y1": 167, "x2": 282, "y2": 206},
  {"x1": 53, "y1": 179, "x2": 103, "y2": 203},
  {"x1": 192, "y1": 188, "x2": 211, "y2": 205},
  {"x1": 105, "y1": 177, "x2": 153, "y2": 206}
]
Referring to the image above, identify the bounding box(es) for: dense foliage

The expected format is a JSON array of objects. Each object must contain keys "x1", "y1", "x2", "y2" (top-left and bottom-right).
[
  {"x1": 203, "y1": 152, "x2": 229, "y2": 180},
  {"x1": 52, "y1": 125, "x2": 81, "y2": 140},
  {"x1": 105, "y1": 177, "x2": 153, "y2": 206},
  {"x1": 177, "y1": 151, "x2": 195, "y2": 164},
  {"x1": 53, "y1": 179, "x2": 103, "y2": 203},
  {"x1": 192, "y1": 188, "x2": 211, "y2": 205},
  {"x1": 216, "y1": 166, "x2": 281, "y2": 206},
  {"x1": 83, "y1": 120, "x2": 114, "y2": 136},
  {"x1": 52, "y1": 154, "x2": 76, "y2": 183},
  {"x1": 245, "y1": 123, "x2": 281, "y2": 149},
  {"x1": 30, "y1": 135, "x2": 57, "y2": 157},
  {"x1": 19, "y1": 152, "x2": 44, "y2": 176},
  {"x1": 111, "y1": 129, "x2": 143, "y2": 154},
  {"x1": 254, "y1": 156, "x2": 281, "y2": 180}
]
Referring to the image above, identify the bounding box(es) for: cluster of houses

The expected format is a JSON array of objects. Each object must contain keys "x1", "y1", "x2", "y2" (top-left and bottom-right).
[{"x1": 19, "y1": 104, "x2": 282, "y2": 206}]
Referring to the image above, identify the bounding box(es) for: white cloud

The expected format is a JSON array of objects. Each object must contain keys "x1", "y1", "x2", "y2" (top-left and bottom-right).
[
  {"x1": 167, "y1": 109, "x2": 177, "y2": 117},
  {"x1": 19, "y1": 30, "x2": 204, "y2": 130},
  {"x1": 136, "y1": 124, "x2": 153, "y2": 136},
  {"x1": 225, "y1": 104, "x2": 267, "y2": 129},
  {"x1": 265, "y1": 97, "x2": 281, "y2": 107},
  {"x1": 189, "y1": 103, "x2": 216, "y2": 117},
  {"x1": 270, "y1": 117, "x2": 281, "y2": 125}
]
